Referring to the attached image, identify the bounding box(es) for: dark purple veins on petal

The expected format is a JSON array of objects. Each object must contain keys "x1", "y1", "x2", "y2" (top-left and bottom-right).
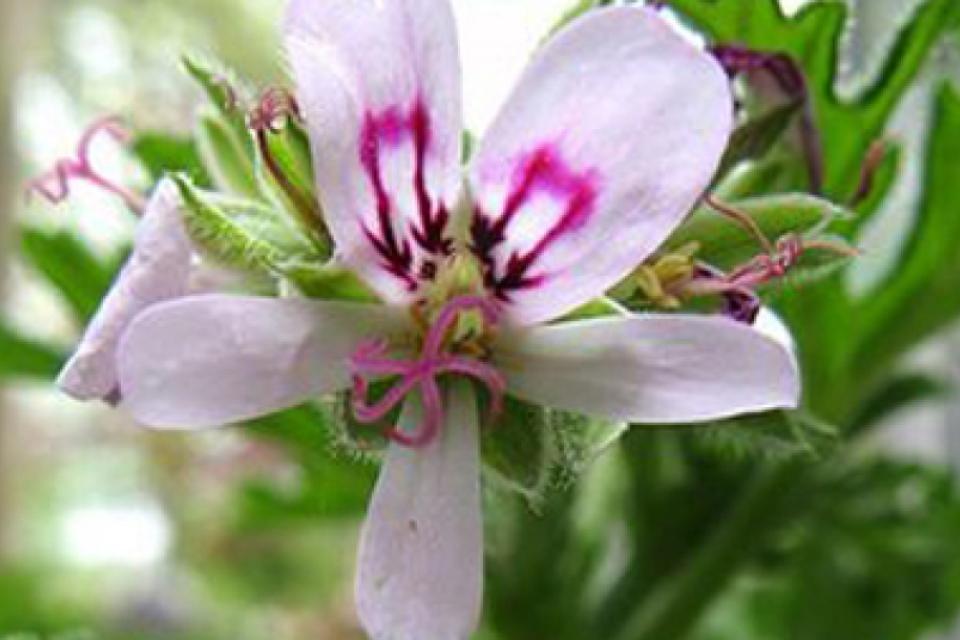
[
  {"x1": 359, "y1": 98, "x2": 453, "y2": 291},
  {"x1": 470, "y1": 144, "x2": 598, "y2": 300}
]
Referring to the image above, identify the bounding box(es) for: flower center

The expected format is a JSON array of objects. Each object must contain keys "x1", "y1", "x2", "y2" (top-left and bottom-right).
[{"x1": 348, "y1": 295, "x2": 506, "y2": 448}]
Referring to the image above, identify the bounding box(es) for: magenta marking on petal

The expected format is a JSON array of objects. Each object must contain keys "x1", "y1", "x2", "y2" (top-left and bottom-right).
[
  {"x1": 360, "y1": 111, "x2": 417, "y2": 290},
  {"x1": 348, "y1": 296, "x2": 506, "y2": 448},
  {"x1": 470, "y1": 144, "x2": 599, "y2": 301},
  {"x1": 357, "y1": 98, "x2": 453, "y2": 291}
]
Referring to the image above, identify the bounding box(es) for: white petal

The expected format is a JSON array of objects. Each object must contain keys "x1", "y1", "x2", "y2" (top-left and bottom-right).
[
  {"x1": 117, "y1": 295, "x2": 405, "y2": 429},
  {"x1": 57, "y1": 179, "x2": 192, "y2": 401},
  {"x1": 356, "y1": 382, "x2": 483, "y2": 640},
  {"x1": 495, "y1": 315, "x2": 800, "y2": 424},
  {"x1": 284, "y1": 0, "x2": 463, "y2": 304},
  {"x1": 469, "y1": 7, "x2": 733, "y2": 325}
]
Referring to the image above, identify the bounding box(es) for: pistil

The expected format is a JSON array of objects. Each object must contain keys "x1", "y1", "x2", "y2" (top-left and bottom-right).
[
  {"x1": 349, "y1": 296, "x2": 506, "y2": 448},
  {"x1": 27, "y1": 116, "x2": 145, "y2": 214}
]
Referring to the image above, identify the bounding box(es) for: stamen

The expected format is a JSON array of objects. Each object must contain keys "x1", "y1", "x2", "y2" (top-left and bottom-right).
[
  {"x1": 348, "y1": 296, "x2": 506, "y2": 448},
  {"x1": 683, "y1": 234, "x2": 857, "y2": 324},
  {"x1": 26, "y1": 116, "x2": 145, "y2": 214}
]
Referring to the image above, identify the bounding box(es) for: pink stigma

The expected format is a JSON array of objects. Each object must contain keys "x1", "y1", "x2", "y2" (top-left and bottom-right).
[
  {"x1": 349, "y1": 296, "x2": 506, "y2": 448},
  {"x1": 26, "y1": 116, "x2": 145, "y2": 214}
]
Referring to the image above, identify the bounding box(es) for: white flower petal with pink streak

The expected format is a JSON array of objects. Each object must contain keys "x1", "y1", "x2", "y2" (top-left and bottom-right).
[
  {"x1": 284, "y1": 0, "x2": 463, "y2": 304},
  {"x1": 117, "y1": 295, "x2": 404, "y2": 429},
  {"x1": 469, "y1": 7, "x2": 733, "y2": 325},
  {"x1": 57, "y1": 179, "x2": 191, "y2": 402},
  {"x1": 356, "y1": 381, "x2": 483, "y2": 640},
  {"x1": 495, "y1": 315, "x2": 800, "y2": 423}
]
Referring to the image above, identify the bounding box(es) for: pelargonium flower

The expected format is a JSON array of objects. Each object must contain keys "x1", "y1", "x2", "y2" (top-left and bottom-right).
[{"x1": 62, "y1": 2, "x2": 801, "y2": 638}]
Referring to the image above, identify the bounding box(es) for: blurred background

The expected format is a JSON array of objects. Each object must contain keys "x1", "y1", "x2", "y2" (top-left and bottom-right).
[{"x1": 2, "y1": 0, "x2": 960, "y2": 639}]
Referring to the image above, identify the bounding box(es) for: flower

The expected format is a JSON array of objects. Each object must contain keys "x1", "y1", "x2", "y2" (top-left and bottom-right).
[{"x1": 63, "y1": 3, "x2": 801, "y2": 638}]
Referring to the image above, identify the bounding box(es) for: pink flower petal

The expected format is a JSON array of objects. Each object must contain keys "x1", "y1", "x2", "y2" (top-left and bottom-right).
[
  {"x1": 356, "y1": 382, "x2": 483, "y2": 640},
  {"x1": 117, "y1": 295, "x2": 405, "y2": 429},
  {"x1": 284, "y1": 0, "x2": 463, "y2": 304},
  {"x1": 469, "y1": 7, "x2": 733, "y2": 325},
  {"x1": 495, "y1": 315, "x2": 800, "y2": 423},
  {"x1": 57, "y1": 179, "x2": 191, "y2": 401}
]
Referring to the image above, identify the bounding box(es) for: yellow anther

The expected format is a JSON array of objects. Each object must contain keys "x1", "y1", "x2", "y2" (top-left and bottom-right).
[{"x1": 631, "y1": 244, "x2": 699, "y2": 309}]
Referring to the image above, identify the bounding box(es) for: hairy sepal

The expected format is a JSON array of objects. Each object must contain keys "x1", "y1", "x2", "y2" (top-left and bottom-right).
[
  {"x1": 255, "y1": 117, "x2": 317, "y2": 218},
  {"x1": 666, "y1": 193, "x2": 849, "y2": 270},
  {"x1": 482, "y1": 395, "x2": 627, "y2": 507},
  {"x1": 196, "y1": 112, "x2": 261, "y2": 199},
  {"x1": 173, "y1": 174, "x2": 321, "y2": 281}
]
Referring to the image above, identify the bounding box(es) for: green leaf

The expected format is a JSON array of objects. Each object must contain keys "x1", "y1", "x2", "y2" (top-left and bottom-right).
[
  {"x1": 746, "y1": 457, "x2": 960, "y2": 640},
  {"x1": 716, "y1": 100, "x2": 803, "y2": 184},
  {"x1": 851, "y1": 85, "x2": 960, "y2": 375},
  {"x1": 0, "y1": 323, "x2": 65, "y2": 380},
  {"x1": 671, "y1": 0, "x2": 959, "y2": 199},
  {"x1": 690, "y1": 410, "x2": 839, "y2": 463},
  {"x1": 665, "y1": 193, "x2": 846, "y2": 270},
  {"x1": 850, "y1": 372, "x2": 952, "y2": 434},
  {"x1": 19, "y1": 227, "x2": 121, "y2": 324},
  {"x1": 195, "y1": 112, "x2": 260, "y2": 199},
  {"x1": 131, "y1": 132, "x2": 211, "y2": 187},
  {"x1": 173, "y1": 174, "x2": 320, "y2": 277}
]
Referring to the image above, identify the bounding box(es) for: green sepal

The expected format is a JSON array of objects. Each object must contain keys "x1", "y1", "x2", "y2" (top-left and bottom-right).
[
  {"x1": 182, "y1": 54, "x2": 249, "y2": 126},
  {"x1": 665, "y1": 193, "x2": 849, "y2": 270},
  {"x1": 321, "y1": 389, "x2": 393, "y2": 461},
  {"x1": 482, "y1": 395, "x2": 627, "y2": 505},
  {"x1": 182, "y1": 55, "x2": 260, "y2": 198},
  {"x1": 254, "y1": 118, "x2": 320, "y2": 227},
  {"x1": 281, "y1": 264, "x2": 379, "y2": 302},
  {"x1": 196, "y1": 112, "x2": 261, "y2": 199},
  {"x1": 173, "y1": 174, "x2": 320, "y2": 277},
  {"x1": 559, "y1": 297, "x2": 625, "y2": 322},
  {"x1": 770, "y1": 233, "x2": 856, "y2": 290},
  {"x1": 482, "y1": 397, "x2": 551, "y2": 500}
]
